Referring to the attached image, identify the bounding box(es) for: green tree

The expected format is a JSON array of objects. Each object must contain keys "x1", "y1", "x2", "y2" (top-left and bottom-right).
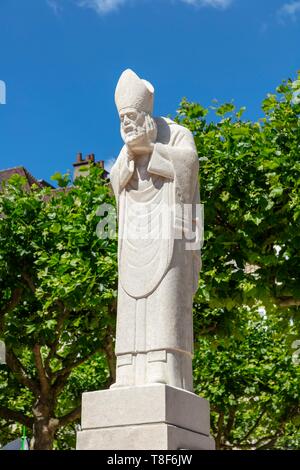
[
  {"x1": 194, "y1": 307, "x2": 300, "y2": 449},
  {"x1": 0, "y1": 166, "x2": 117, "y2": 449},
  {"x1": 1, "y1": 73, "x2": 299, "y2": 450},
  {"x1": 175, "y1": 72, "x2": 300, "y2": 449},
  {"x1": 176, "y1": 73, "x2": 300, "y2": 316}
]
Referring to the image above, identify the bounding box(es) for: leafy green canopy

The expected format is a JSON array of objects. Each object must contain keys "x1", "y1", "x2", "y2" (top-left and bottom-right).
[
  {"x1": 175, "y1": 74, "x2": 300, "y2": 325},
  {"x1": 194, "y1": 307, "x2": 300, "y2": 449},
  {"x1": 0, "y1": 74, "x2": 299, "y2": 449},
  {"x1": 0, "y1": 166, "x2": 117, "y2": 448},
  {"x1": 175, "y1": 73, "x2": 300, "y2": 449}
]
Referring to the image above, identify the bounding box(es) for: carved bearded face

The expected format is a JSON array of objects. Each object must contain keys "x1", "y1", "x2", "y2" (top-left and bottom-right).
[{"x1": 120, "y1": 107, "x2": 148, "y2": 144}]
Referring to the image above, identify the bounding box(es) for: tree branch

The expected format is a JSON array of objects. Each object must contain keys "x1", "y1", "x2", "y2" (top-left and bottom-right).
[
  {"x1": 0, "y1": 405, "x2": 33, "y2": 428},
  {"x1": 215, "y1": 411, "x2": 224, "y2": 450},
  {"x1": 5, "y1": 348, "x2": 39, "y2": 396},
  {"x1": 44, "y1": 301, "x2": 70, "y2": 377},
  {"x1": 224, "y1": 407, "x2": 236, "y2": 441},
  {"x1": 0, "y1": 287, "x2": 23, "y2": 331},
  {"x1": 54, "y1": 346, "x2": 104, "y2": 380},
  {"x1": 276, "y1": 297, "x2": 300, "y2": 307},
  {"x1": 103, "y1": 325, "x2": 116, "y2": 385},
  {"x1": 256, "y1": 436, "x2": 280, "y2": 450},
  {"x1": 239, "y1": 408, "x2": 267, "y2": 444},
  {"x1": 104, "y1": 303, "x2": 117, "y2": 385},
  {"x1": 58, "y1": 405, "x2": 81, "y2": 428},
  {"x1": 21, "y1": 272, "x2": 36, "y2": 293},
  {"x1": 52, "y1": 346, "x2": 105, "y2": 397},
  {"x1": 33, "y1": 344, "x2": 50, "y2": 396},
  {"x1": 254, "y1": 430, "x2": 283, "y2": 449},
  {"x1": 210, "y1": 408, "x2": 218, "y2": 436},
  {"x1": 198, "y1": 324, "x2": 218, "y2": 336}
]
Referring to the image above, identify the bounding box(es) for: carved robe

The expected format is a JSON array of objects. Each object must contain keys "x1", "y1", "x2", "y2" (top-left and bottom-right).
[{"x1": 110, "y1": 117, "x2": 201, "y2": 388}]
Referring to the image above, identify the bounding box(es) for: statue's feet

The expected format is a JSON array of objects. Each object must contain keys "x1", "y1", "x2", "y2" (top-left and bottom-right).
[
  {"x1": 146, "y1": 360, "x2": 167, "y2": 386},
  {"x1": 112, "y1": 358, "x2": 135, "y2": 388},
  {"x1": 146, "y1": 379, "x2": 168, "y2": 386},
  {"x1": 109, "y1": 382, "x2": 119, "y2": 389},
  {"x1": 110, "y1": 382, "x2": 133, "y2": 389}
]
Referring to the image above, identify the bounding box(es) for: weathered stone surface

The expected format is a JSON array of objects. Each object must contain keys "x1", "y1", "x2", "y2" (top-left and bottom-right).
[
  {"x1": 110, "y1": 69, "x2": 202, "y2": 390},
  {"x1": 77, "y1": 424, "x2": 215, "y2": 451},
  {"x1": 77, "y1": 385, "x2": 214, "y2": 450},
  {"x1": 76, "y1": 69, "x2": 214, "y2": 450},
  {"x1": 81, "y1": 384, "x2": 210, "y2": 436}
]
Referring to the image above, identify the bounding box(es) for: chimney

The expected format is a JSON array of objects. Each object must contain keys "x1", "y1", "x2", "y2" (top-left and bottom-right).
[
  {"x1": 73, "y1": 152, "x2": 92, "y2": 179},
  {"x1": 72, "y1": 153, "x2": 107, "y2": 180}
]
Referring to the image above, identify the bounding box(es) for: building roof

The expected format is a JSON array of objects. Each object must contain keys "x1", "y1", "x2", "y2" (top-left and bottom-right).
[
  {"x1": 0, "y1": 166, "x2": 54, "y2": 191},
  {"x1": 0, "y1": 155, "x2": 109, "y2": 194}
]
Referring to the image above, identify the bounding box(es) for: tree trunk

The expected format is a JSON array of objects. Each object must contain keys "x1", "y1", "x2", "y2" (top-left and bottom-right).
[{"x1": 31, "y1": 399, "x2": 58, "y2": 450}]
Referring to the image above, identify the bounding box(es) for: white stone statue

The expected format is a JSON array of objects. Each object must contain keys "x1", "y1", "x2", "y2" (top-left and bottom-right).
[
  {"x1": 77, "y1": 70, "x2": 214, "y2": 450},
  {"x1": 110, "y1": 69, "x2": 202, "y2": 392}
]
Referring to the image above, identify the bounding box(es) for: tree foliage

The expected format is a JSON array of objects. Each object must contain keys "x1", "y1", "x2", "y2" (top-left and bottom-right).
[
  {"x1": 0, "y1": 74, "x2": 299, "y2": 450},
  {"x1": 194, "y1": 308, "x2": 300, "y2": 449},
  {"x1": 175, "y1": 72, "x2": 300, "y2": 449},
  {"x1": 176, "y1": 73, "x2": 300, "y2": 315},
  {"x1": 0, "y1": 166, "x2": 117, "y2": 449}
]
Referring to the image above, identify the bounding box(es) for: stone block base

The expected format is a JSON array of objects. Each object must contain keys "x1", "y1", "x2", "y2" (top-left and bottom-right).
[
  {"x1": 77, "y1": 423, "x2": 215, "y2": 450},
  {"x1": 76, "y1": 384, "x2": 215, "y2": 450}
]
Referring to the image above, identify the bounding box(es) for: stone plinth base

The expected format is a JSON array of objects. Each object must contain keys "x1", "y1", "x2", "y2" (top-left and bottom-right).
[
  {"x1": 77, "y1": 423, "x2": 215, "y2": 450},
  {"x1": 76, "y1": 384, "x2": 215, "y2": 450}
]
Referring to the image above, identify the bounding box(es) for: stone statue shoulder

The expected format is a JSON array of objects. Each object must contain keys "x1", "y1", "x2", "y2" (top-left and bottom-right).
[{"x1": 154, "y1": 116, "x2": 195, "y2": 147}]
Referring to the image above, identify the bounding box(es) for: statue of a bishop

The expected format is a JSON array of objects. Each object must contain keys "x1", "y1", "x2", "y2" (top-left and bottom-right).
[{"x1": 110, "y1": 69, "x2": 202, "y2": 392}]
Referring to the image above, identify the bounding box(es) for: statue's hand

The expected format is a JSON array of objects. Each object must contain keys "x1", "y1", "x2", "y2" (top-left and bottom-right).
[
  {"x1": 145, "y1": 114, "x2": 157, "y2": 145},
  {"x1": 126, "y1": 139, "x2": 154, "y2": 157},
  {"x1": 126, "y1": 115, "x2": 157, "y2": 156}
]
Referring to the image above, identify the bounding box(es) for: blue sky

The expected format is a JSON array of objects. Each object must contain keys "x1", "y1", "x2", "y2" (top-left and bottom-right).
[{"x1": 0, "y1": 0, "x2": 299, "y2": 182}]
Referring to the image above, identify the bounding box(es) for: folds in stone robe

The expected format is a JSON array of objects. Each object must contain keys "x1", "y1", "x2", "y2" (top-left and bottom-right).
[{"x1": 110, "y1": 117, "x2": 201, "y2": 359}]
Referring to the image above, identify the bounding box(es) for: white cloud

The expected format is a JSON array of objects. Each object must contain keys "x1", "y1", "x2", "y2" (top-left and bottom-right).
[
  {"x1": 76, "y1": 0, "x2": 233, "y2": 15},
  {"x1": 47, "y1": 0, "x2": 63, "y2": 15},
  {"x1": 181, "y1": 0, "x2": 233, "y2": 9},
  {"x1": 77, "y1": 0, "x2": 127, "y2": 14},
  {"x1": 278, "y1": 1, "x2": 300, "y2": 22}
]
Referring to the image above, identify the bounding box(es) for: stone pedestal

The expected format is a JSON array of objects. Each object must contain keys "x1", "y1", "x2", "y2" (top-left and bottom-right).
[{"x1": 76, "y1": 384, "x2": 215, "y2": 450}]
